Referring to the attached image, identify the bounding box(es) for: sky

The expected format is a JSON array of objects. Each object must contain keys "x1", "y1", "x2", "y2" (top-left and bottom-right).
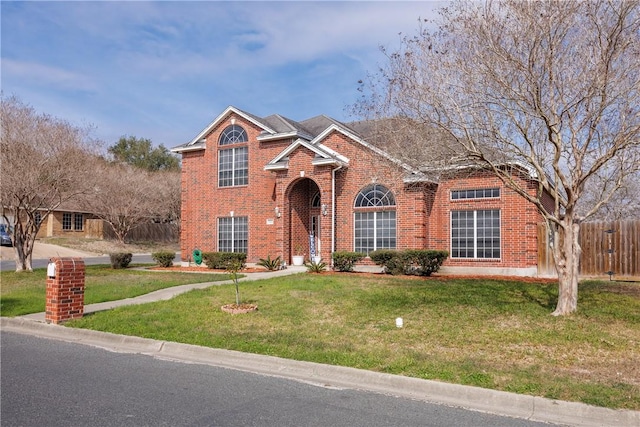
[{"x1": 1, "y1": 1, "x2": 444, "y2": 149}]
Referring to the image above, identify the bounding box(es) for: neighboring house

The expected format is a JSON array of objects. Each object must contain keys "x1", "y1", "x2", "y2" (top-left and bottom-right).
[
  {"x1": 172, "y1": 106, "x2": 550, "y2": 276},
  {"x1": 34, "y1": 206, "x2": 101, "y2": 239}
]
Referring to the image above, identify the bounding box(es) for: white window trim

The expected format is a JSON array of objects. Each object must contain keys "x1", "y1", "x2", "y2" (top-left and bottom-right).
[
  {"x1": 353, "y1": 210, "x2": 396, "y2": 255},
  {"x1": 217, "y1": 216, "x2": 248, "y2": 253},
  {"x1": 450, "y1": 188, "x2": 500, "y2": 201},
  {"x1": 450, "y1": 209, "x2": 501, "y2": 259}
]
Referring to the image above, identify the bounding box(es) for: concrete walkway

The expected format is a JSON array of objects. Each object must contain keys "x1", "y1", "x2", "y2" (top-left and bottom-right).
[
  {"x1": 5, "y1": 266, "x2": 639, "y2": 427},
  {"x1": 21, "y1": 265, "x2": 308, "y2": 322}
]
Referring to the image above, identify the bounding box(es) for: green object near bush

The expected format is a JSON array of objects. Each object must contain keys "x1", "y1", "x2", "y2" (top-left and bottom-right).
[
  {"x1": 109, "y1": 252, "x2": 132, "y2": 269},
  {"x1": 152, "y1": 251, "x2": 176, "y2": 268},
  {"x1": 202, "y1": 252, "x2": 247, "y2": 269},
  {"x1": 192, "y1": 249, "x2": 203, "y2": 265},
  {"x1": 370, "y1": 249, "x2": 448, "y2": 276},
  {"x1": 332, "y1": 251, "x2": 365, "y2": 272}
]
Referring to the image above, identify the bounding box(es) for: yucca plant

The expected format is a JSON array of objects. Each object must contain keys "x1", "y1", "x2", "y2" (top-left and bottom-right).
[
  {"x1": 257, "y1": 255, "x2": 282, "y2": 271},
  {"x1": 304, "y1": 258, "x2": 327, "y2": 273}
]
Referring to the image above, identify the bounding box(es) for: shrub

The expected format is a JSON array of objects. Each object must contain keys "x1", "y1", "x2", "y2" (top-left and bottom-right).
[
  {"x1": 305, "y1": 258, "x2": 327, "y2": 273},
  {"x1": 370, "y1": 250, "x2": 410, "y2": 275},
  {"x1": 406, "y1": 249, "x2": 449, "y2": 276},
  {"x1": 152, "y1": 251, "x2": 176, "y2": 268},
  {"x1": 332, "y1": 251, "x2": 365, "y2": 272},
  {"x1": 257, "y1": 255, "x2": 282, "y2": 271},
  {"x1": 370, "y1": 249, "x2": 448, "y2": 276},
  {"x1": 202, "y1": 252, "x2": 247, "y2": 270},
  {"x1": 109, "y1": 252, "x2": 132, "y2": 269}
]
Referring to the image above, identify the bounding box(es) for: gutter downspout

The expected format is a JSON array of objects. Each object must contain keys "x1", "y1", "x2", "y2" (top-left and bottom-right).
[{"x1": 331, "y1": 164, "x2": 343, "y2": 267}]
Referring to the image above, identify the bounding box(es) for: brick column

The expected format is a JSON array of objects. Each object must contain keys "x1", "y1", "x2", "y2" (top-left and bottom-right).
[{"x1": 45, "y1": 257, "x2": 85, "y2": 324}]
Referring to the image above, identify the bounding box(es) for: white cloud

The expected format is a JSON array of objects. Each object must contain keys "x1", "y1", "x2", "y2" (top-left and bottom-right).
[
  {"x1": 1, "y1": 1, "x2": 445, "y2": 146},
  {"x1": 1, "y1": 59, "x2": 97, "y2": 92}
]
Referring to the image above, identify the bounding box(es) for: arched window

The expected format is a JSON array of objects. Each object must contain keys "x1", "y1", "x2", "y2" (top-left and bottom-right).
[
  {"x1": 219, "y1": 125, "x2": 247, "y2": 145},
  {"x1": 354, "y1": 184, "x2": 396, "y2": 255},
  {"x1": 355, "y1": 184, "x2": 395, "y2": 207},
  {"x1": 311, "y1": 192, "x2": 321, "y2": 207},
  {"x1": 218, "y1": 125, "x2": 248, "y2": 187}
]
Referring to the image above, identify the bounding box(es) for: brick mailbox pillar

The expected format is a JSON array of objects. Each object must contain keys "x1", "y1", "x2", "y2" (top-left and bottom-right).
[{"x1": 45, "y1": 257, "x2": 85, "y2": 324}]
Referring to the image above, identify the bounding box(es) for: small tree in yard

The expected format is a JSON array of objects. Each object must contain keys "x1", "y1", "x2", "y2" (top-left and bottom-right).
[
  {"x1": 356, "y1": 0, "x2": 640, "y2": 315},
  {"x1": 225, "y1": 258, "x2": 245, "y2": 306},
  {"x1": 0, "y1": 95, "x2": 97, "y2": 272}
]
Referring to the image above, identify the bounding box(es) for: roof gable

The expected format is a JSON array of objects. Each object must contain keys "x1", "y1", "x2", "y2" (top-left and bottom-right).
[{"x1": 190, "y1": 106, "x2": 276, "y2": 145}]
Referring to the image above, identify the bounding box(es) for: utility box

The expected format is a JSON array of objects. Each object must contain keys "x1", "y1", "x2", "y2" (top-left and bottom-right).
[{"x1": 45, "y1": 257, "x2": 85, "y2": 324}]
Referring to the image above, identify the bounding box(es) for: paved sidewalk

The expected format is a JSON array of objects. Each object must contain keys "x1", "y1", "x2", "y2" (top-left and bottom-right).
[
  {"x1": 6, "y1": 267, "x2": 640, "y2": 427},
  {"x1": 21, "y1": 265, "x2": 308, "y2": 322}
]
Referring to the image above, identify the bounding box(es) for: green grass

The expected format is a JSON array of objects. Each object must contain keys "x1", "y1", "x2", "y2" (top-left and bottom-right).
[
  {"x1": 61, "y1": 273, "x2": 640, "y2": 410},
  {"x1": 0, "y1": 265, "x2": 234, "y2": 316}
]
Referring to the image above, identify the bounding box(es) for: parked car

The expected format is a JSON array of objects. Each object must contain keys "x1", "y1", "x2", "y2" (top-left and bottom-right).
[{"x1": 0, "y1": 224, "x2": 13, "y2": 247}]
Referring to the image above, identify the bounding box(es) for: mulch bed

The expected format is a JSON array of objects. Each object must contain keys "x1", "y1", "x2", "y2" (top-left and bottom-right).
[
  {"x1": 147, "y1": 265, "x2": 559, "y2": 283},
  {"x1": 148, "y1": 266, "x2": 269, "y2": 273}
]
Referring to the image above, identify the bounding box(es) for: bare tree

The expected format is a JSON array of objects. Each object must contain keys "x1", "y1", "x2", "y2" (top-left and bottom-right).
[
  {"x1": 153, "y1": 170, "x2": 181, "y2": 236},
  {"x1": 1, "y1": 95, "x2": 98, "y2": 272},
  {"x1": 355, "y1": 1, "x2": 640, "y2": 315},
  {"x1": 81, "y1": 161, "x2": 180, "y2": 244},
  {"x1": 580, "y1": 171, "x2": 640, "y2": 220},
  {"x1": 83, "y1": 162, "x2": 161, "y2": 244}
]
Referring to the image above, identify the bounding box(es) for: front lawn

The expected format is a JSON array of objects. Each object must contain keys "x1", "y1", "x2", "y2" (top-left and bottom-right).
[
  {"x1": 0, "y1": 265, "x2": 234, "y2": 316},
  {"x1": 65, "y1": 273, "x2": 640, "y2": 410}
]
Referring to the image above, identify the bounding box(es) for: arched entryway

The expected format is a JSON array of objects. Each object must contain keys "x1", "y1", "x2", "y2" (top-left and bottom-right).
[{"x1": 285, "y1": 178, "x2": 323, "y2": 264}]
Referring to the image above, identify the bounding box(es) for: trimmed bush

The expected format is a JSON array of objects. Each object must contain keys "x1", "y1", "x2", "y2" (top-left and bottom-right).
[
  {"x1": 109, "y1": 252, "x2": 132, "y2": 269},
  {"x1": 406, "y1": 249, "x2": 449, "y2": 276},
  {"x1": 152, "y1": 251, "x2": 176, "y2": 268},
  {"x1": 332, "y1": 251, "x2": 365, "y2": 272},
  {"x1": 202, "y1": 252, "x2": 247, "y2": 270},
  {"x1": 370, "y1": 249, "x2": 448, "y2": 276},
  {"x1": 370, "y1": 250, "x2": 410, "y2": 275}
]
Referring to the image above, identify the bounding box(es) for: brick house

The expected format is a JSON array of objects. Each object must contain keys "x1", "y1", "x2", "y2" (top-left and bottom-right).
[
  {"x1": 34, "y1": 207, "x2": 100, "y2": 239},
  {"x1": 172, "y1": 106, "x2": 548, "y2": 276}
]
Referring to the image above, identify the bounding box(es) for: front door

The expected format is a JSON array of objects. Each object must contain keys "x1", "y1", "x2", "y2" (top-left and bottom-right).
[{"x1": 310, "y1": 215, "x2": 321, "y2": 259}]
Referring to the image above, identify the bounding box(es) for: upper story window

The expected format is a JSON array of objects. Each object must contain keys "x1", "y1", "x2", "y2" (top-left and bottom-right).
[
  {"x1": 451, "y1": 188, "x2": 500, "y2": 200},
  {"x1": 219, "y1": 125, "x2": 247, "y2": 145},
  {"x1": 354, "y1": 184, "x2": 396, "y2": 255},
  {"x1": 218, "y1": 125, "x2": 248, "y2": 187}
]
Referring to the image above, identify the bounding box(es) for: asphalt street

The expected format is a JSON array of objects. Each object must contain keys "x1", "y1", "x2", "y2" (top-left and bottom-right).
[
  {"x1": 2, "y1": 331, "x2": 555, "y2": 427},
  {"x1": 0, "y1": 242, "x2": 170, "y2": 271}
]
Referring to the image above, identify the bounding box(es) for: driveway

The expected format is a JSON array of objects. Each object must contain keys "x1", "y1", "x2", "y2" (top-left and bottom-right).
[{"x1": 0, "y1": 242, "x2": 98, "y2": 261}]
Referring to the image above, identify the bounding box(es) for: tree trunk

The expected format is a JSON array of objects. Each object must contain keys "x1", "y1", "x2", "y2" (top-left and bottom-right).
[
  {"x1": 13, "y1": 235, "x2": 33, "y2": 273},
  {"x1": 552, "y1": 219, "x2": 581, "y2": 316}
]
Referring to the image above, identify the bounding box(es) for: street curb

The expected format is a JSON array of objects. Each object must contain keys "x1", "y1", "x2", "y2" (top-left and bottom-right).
[{"x1": 3, "y1": 317, "x2": 638, "y2": 426}]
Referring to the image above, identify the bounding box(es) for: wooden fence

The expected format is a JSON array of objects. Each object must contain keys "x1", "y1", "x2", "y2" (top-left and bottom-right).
[
  {"x1": 538, "y1": 220, "x2": 640, "y2": 277},
  {"x1": 85, "y1": 219, "x2": 178, "y2": 242}
]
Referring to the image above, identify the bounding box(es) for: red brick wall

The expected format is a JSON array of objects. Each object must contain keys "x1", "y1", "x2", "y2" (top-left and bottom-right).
[
  {"x1": 317, "y1": 132, "x2": 429, "y2": 253},
  {"x1": 180, "y1": 114, "x2": 290, "y2": 263},
  {"x1": 178, "y1": 112, "x2": 544, "y2": 272},
  {"x1": 428, "y1": 171, "x2": 542, "y2": 269},
  {"x1": 45, "y1": 257, "x2": 85, "y2": 324}
]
